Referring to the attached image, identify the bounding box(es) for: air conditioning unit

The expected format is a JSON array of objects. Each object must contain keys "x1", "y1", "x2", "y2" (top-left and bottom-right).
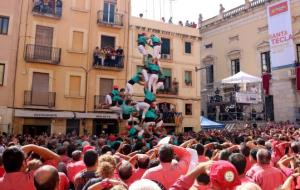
[
  {"x1": 161, "y1": 54, "x2": 170, "y2": 59},
  {"x1": 288, "y1": 68, "x2": 296, "y2": 78}
]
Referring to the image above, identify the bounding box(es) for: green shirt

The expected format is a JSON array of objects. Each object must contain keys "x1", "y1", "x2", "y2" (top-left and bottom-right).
[
  {"x1": 144, "y1": 89, "x2": 156, "y2": 102},
  {"x1": 151, "y1": 36, "x2": 161, "y2": 44},
  {"x1": 131, "y1": 74, "x2": 141, "y2": 83},
  {"x1": 148, "y1": 63, "x2": 160, "y2": 72},
  {"x1": 145, "y1": 108, "x2": 157, "y2": 119},
  {"x1": 121, "y1": 103, "x2": 136, "y2": 115},
  {"x1": 138, "y1": 36, "x2": 147, "y2": 45},
  {"x1": 112, "y1": 89, "x2": 119, "y2": 97}
]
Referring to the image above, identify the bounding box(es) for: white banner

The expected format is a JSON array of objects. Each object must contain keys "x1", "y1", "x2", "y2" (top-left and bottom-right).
[
  {"x1": 236, "y1": 92, "x2": 261, "y2": 104},
  {"x1": 267, "y1": 0, "x2": 295, "y2": 70}
]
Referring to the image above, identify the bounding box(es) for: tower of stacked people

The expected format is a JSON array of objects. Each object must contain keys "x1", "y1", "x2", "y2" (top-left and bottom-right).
[{"x1": 102, "y1": 33, "x2": 165, "y2": 137}]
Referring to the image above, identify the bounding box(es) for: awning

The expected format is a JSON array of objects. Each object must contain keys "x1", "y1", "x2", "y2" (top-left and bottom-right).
[
  {"x1": 15, "y1": 109, "x2": 74, "y2": 118},
  {"x1": 222, "y1": 71, "x2": 262, "y2": 84},
  {"x1": 200, "y1": 116, "x2": 225, "y2": 129},
  {"x1": 75, "y1": 112, "x2": 119, "y2": 119}
]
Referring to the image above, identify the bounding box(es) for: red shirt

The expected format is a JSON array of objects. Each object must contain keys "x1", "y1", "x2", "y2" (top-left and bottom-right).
[
  {"x1": 124, "y1": 168, "x2": 146, "y2": 186},
  {"x1": 58, "y1": 172, "x2": 70, "y2": 190},
  {"x1": 198, "y1": 156, "x2": 209, "y2": 163},
  {"x1": 246, "y1": 163, "x2": 262, "y2": 179},
  {"x1": 0, "y1": 171, "x2": 35, "y2": 190},
  {"x1": 142, "y1": 146, "x2": 191, "y2": 189},
  {"x1": 0, "y1": 167, "x2": 5, "y2": 178},
  {"x1": 66, "y1": 160, "x2": 86, "y2": 183},
  {"x1": 253, "y1": 165, "x2": 286, "y2": 190},
  {"x1": 244, "y1": 157, "x2": 252, "y2": 173}
]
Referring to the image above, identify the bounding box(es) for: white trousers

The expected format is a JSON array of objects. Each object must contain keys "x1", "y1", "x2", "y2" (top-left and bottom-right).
[
  {"x1": 148, "y1": 74, "x2": 158, "y2": 94},
  {"x1": 153, "y1": 45, "x2": 161, "y2": 59},
  {"x1": 125, "y1": 83, "x2": 134, "y2": 96},
  {"x1": 142, "y1": 69, "x2": 149, "y2": 82},
  {"x1": 135, "y1": 102, "x2": 150, "y2": 119},
  {"x1": 157, "y1": 82, "x2": 164, "y2": 90},
  {"x1": 138, "y1": 45, "x2": 148, "y2": 56}
]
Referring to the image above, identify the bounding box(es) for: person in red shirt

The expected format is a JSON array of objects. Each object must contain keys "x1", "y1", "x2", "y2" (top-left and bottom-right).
[
  {"x1": 193, "y1": 143, "x2": 209, "y2": 163},
  {"x1": 67, "y1": 150, "x2": 86, "y2": 184},
  {"x1": 0, "y1": 145, "x2": 60, "y2": 190},
  {"x1": 170, "y1": 160, "x2": 241, "y2": 190},
  {"x1": 228, "y1": 153, "x2": 253, "y2": 185},
  {"x1": 252, "y1": 149, "x2": 286, "y2": 190},
  {"x1": 142, "y1": 144, "x2": 191, "y2": 189},
  {"x1": 0, "y1": 154, "x2": 5, "y2": 178}
]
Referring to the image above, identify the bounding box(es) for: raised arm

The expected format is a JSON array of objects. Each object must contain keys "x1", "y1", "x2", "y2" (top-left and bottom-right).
[{"x1": 22, "y1": 144, "x2": 60, "y2": 162}]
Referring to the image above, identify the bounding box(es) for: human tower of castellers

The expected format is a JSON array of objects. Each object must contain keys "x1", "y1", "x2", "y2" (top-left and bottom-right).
[{"x1": 105, "y1": 33, "x2": 166, "y2": 136}]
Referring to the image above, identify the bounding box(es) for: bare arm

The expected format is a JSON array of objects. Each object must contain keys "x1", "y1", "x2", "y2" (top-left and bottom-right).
[{"x1": 22, "y1": 144, "x2": 60, "y2": 161}]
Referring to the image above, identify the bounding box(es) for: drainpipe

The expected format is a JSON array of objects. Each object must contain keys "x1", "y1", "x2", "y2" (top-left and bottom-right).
[{"x1": 12, "y1": 0, "x2": 27, "y2": 134}]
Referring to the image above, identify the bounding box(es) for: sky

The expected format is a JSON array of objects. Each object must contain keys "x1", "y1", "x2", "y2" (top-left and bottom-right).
[{"x1": 131, "y1": 0, "x2": 245, "y2": 23}]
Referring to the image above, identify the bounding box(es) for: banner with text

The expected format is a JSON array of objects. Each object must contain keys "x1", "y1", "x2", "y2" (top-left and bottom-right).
[{"x1": 267, "y1": 0, "x2": 295, "y2": 70}]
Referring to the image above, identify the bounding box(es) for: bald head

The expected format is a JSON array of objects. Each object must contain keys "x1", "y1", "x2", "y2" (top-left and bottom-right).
[
  {"x1": 34, "y1": 165, "x2": 59, "y2": 190},
  {"x1": 257, "y1": 149, "x2": 271, "y2": 165},
  {"x1": 118, "y1": 161, "x2": 133, "y2": 180},
  {"x1": 137, "y1": 154, "x2": 150, "y2": 169}
]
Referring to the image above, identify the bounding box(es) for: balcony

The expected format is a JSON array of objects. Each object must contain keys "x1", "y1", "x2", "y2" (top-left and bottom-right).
[
  {"x1": 93, "y1": 52, "x2": 124, "y2": 71},
  {"x1": 162, "y1": 112, "x2": 182, "y2": 124},
  {"x1": 94, "y1": 95, "x2": 107, "y2": 110},
  {"x1": 25, "y1": 44, "x2": 61, "y2": 64},
  {"x1": 97, "y1": 10, "x2": 124, "y2": 28},
  {"x1": 161, "y1": 50, "x2": 173, "y2": 61},
  {"x1": 157, "y1": 87, "x2": 178, "y2": 96},
  {"x1": 24, "y1": 91, "x2": 56, "y2": 108},
  {"x1": 32, "y1": 0, "x2": 62, "y2": 19}
]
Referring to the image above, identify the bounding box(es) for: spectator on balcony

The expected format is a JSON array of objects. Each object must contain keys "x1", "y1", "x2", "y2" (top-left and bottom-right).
[
  {"x1": 116, "y1": 46, "x2": 124, "y2": 67},
  {"x1": 93, "y1": 47, "x2": 101, "y2": 66},
  {"x1": 56, "y1": 0, "x2": 62, "y2": 16},
  {"x1": 33, "y1": 0, "x2": 42, "y2": 12},
  {"x1": 172, "y1": 78, "x2": 179, "y2": 94},
  {"x1": 168, "y1": 17, "x2": 173, "y2": 24},
  {"x1": 161, "y1": 17, "x2": 165, "y2": 22},
  {"x1": 178, "y1": 21, "x2": 183, "y2": 26}
]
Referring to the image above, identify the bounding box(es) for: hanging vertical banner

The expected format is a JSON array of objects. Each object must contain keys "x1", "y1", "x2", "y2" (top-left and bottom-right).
[{"x1": 267, "y1": 0, "x2": 295, "y2": 70}]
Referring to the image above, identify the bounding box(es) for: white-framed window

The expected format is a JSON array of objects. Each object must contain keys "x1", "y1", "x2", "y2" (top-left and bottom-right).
[{"x1": 0, "y1": 64, "x2": 5, "y2": 86}]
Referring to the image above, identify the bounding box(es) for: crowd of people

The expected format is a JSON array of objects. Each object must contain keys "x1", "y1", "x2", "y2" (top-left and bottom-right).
[
  {"x1": 33, "y1": 0, "x2": 63, "y2": 16},
  {"x1": 0, "y1": 121, "x2": 300, "y2": 190},
  {"x1": 93, "y1": 46, "x2": 124, "y2": 68}
]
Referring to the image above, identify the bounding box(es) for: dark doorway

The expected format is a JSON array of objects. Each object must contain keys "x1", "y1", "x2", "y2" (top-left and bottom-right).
[
  {"x1": 184, "y1": 127, "x2": 193, "y2": 132},
  {"x1": 93, "y1": 119, "x2": 119, "y2": 136},
  {"x1": 23, "y1": 125, "x2": 50, "y2": 136},
  {"x1": 66, "y1": 119, "x2": 80, "y2": 135},
  {"x1": 32, "y1": 72, "x2": 49, "y2": 106},
  {"x1": 265, "y1": 95, "x2": 274, "y2": 121}
]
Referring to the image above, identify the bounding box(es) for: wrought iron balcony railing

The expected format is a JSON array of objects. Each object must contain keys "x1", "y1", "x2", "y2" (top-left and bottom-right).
[
  {"x1": 25, "y1": 44, "x2": 61, "y2": 64},
  {"x1": 24, "y1": 91, "x2": 56, "y2": 108}
]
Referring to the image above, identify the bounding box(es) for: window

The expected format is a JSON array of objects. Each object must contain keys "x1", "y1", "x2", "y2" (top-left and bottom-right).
[
  {"x1": 231, "y1": 59, "x2": 240, "y2": 75},
  {"x1": 0, "y1": 16, "x2": 9, "y2": 35},
  {"x1": 103, "y1": 1, "x2": 116, "y2": 23},
  {"x1": 72, "y1": 31, "x2": 84, "y2": 51},
  {"x1": 99, "y1": 78, "x2": 113, "y2": 102},
  {"x1": 206, "y1": 65, "x2": 214, "y2": 84},
  {"x1": 69, "y1": 76, "x2": 81, "y2": 96},
  {"x1": 184, "y1": 71, "x2": 192, "y2": 86},
  {"x1": 297, "y1": 44, "x2": 300, "y2": 64},
  {"x1": 185, "y1": 104, "x2": 192, "y2": 115},
  {"x1": 162, "y1": 68, "x2": 172, "y2": 90},
  {"x1": 101, "y1": 35, "x2": 115, "y2": 49},
  {"x1": 261, "y1": 51, "x2": 271, "y2": 73},
  {"x1": 161, "y1": 38, "x2": 171, "y2": 55},
  {"x1": 0, "y1": 64, "x2": 4, "y2": 86},
  {"x1": 205, "y1": 43, "x2": 213, "y2": 49},
  {"x1": 185, "y1": 42, "x2": 192, "y2": 54}
]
